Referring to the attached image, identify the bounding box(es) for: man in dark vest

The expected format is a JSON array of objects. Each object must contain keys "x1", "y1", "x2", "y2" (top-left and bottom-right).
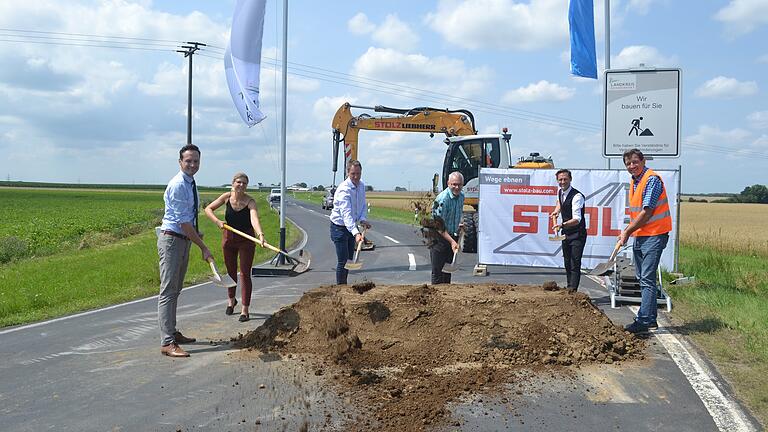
[{"x1": 550, "y1": 169, "x2": 587, "y2": 293}]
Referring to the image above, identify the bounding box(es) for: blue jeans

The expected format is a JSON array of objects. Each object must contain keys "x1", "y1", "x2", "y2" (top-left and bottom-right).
[
  {"x1": 330, "y1": 223, "x2": 356, "y2": 284},
  {"x1": 633, "y1": 233, "x2": 669, "y2": 325}
]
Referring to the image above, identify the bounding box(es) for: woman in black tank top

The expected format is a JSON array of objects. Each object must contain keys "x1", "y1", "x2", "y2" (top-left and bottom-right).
[{"x1": 204, "y1": 172, "x2": 265, "y2": 321}]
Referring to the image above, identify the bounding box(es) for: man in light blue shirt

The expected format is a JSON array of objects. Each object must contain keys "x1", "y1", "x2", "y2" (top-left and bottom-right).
[
  {"x1": 157, "y1": 144, "x2": 213, "y2": 358},
  {"x1": 430, "y1": 171, "x2": 465, "y2": 284},
  {"x1": 329, "y1": 160, "x2": 371, "y2": 284}
]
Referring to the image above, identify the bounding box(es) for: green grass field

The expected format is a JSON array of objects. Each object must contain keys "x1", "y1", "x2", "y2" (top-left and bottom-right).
[
  {"x1": 0, "y1": 188, "x2": 297, "y2": 326},
  {"x1": 0, "y1": 188, "x2": 164, "y2": 261}
]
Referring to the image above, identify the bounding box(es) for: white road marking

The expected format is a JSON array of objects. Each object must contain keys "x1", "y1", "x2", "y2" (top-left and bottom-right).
[
  {"x1": 408, "y1": 253, "x2": 416, "y2": 271},
  {"x1": 587, "y1": 276, "x2": 757, "y2": 431},
  {"x1": 626, "y1": 305, "x2": 757, "y2": 432},
  {"x1": 384, "y1": 235, "x2": 400, "y2": 244}
]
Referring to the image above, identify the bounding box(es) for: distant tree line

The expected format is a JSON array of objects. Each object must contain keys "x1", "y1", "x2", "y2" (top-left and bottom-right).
[{"x1": 712, "y1": 184, "x2": 768, "y2": 204}]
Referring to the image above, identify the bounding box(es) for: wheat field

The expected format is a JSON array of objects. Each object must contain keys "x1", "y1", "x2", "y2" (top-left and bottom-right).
[{"x1": 680, "y1": 202, "x2": 768, "y2": 255}]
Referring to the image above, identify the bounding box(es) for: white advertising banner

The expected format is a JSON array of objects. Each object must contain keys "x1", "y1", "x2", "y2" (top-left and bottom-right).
[{"x1": 478, "y1": 168, "x2": 678, "y2": 271}]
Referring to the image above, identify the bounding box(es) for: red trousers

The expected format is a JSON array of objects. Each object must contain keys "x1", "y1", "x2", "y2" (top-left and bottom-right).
[{"x1": 222, "y1": 230, "x2": 256, "y2": 306}]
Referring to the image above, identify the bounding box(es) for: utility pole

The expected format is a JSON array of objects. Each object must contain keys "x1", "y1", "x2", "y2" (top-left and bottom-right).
[{"x1": 176, "y1": 42, "x2": 206, "y2": 145}]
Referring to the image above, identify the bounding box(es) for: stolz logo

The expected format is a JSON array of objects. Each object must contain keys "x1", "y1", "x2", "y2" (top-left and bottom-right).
[
  {"x1": 608, "y1": 75, "x2": 636, "y2": 91},
  {"x1": 492, "y1": 181, "x2": 629, "y2": 260}
]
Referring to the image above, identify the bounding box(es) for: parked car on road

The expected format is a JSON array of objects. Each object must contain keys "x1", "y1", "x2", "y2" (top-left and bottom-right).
[
  {"x1": 268, "y1": 188, "x2": 281, "y2": 203},
  {"x1": 321, "y1": 188, "x2": 336, "y2": 210}
]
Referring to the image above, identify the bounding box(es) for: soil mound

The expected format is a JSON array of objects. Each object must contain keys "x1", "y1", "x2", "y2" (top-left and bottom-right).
[{"x1": 235, "y1": 283, "x2": 645, "y2": 431}]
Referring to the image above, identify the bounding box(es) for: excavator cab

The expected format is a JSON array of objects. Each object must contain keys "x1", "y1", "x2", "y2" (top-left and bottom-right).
[
  {"x1": 442, "y1": 133, "x2": 511, "y2": 253},
  {"x1": 442, "y1": 136, "x2": 503, "y2": 193}
]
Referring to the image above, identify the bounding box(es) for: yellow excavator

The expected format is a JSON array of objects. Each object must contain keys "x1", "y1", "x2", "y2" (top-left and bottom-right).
[{"x1": 331, "y1": 102, "x2": 553, "y2": 252}]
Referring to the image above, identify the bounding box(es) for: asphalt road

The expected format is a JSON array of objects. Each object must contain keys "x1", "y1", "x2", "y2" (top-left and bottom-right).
[{"x1": 0, "y1": 197, "x2": 760, "y2": 431}]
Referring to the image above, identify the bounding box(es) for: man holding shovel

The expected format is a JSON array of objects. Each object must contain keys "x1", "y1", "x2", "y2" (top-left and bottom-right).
[
  {"x1": 429, "y1": 171, "x2": 465, "y2": 284},
  {"x1": 620, "y1": 148, "x2": 672, "y2": 334},
  {"x1": 550, "y1": 169, "x2": 587, "y2": 293},
  {"x1": 329, "y1": 160, "x2": 371, "y2": 285},
  {"x1": 157, "y1": 144, "x2": 213, "y2": 357}
]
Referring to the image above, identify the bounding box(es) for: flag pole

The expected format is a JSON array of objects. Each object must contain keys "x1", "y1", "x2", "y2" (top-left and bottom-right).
[
  {"x1": 278, "y1": 0, "x2": 288, "y2": 264},
  {"x1": 605, "y1": 0, "x2": 611, "y2": 170}
]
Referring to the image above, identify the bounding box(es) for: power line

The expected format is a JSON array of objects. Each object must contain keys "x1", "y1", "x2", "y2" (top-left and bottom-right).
[
  {"x1": 204, "y1": 44, "x2": 602, "y2": 131},
  {"x1": 0, "y1": 32, "x2": 181, "y2": 50},
  {"x1": 0, "y1": 27, "x2": 186, "y2": 44},
  {"x1": 0, "y1": 30, "x2": 766, "y2": 160},
  {"x1": 0, "y1": 37, "x2": 177, "y2": 52}
]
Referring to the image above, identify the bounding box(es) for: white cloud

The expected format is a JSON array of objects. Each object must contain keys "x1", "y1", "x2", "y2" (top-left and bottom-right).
[
  {"x1": 138, "y1": 62, "x2": 183, "y2": 96},
  {"x1": 348, "y1": 13, "x2": 419, "y2": 51},
  {"x1": 715, "y1": 0, "x2": 768, "y2": 37},
  {"x1": 348, "y1": 12, "x2": 375, "y2": 35},
  {"x1": 372, "y1": 15, "x2": 420, "y2": 51},
  {"x1": 611, "y1": 45, "x2": 677, "y2": 69},
  {"x1": 753, "y1": 134, "x2": 768, "y2": 149},
  {"x1": 313, "y1": 95, "x2": 358, "y2": 122},
  {"x1": 425, "y1": 0, "x2": 567, "y2": 51},
  {"x1": 351, "y1": 47, "x2": 493, "y2": 98},
  {"x1": 758, "y1": 54, "x2": 768, "y2": 63},
  {"x1": 747, "y1": 111, "x2": 768, "y2": 129},
  {"x1": 0, "y1": 0, "x2": 229, "y2": 146},
  {"x1": 694, "y1": 76, "x2": 758, "y2": 99},
  {"x1": 686, "y1": 125, "x2": 752, "y2": 150},
  {"x1": 502, "y1": 80, "x2": 575, "y2": 104}
]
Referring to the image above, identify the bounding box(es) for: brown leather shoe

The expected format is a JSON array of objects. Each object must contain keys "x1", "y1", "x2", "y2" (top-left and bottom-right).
[
  {"x1": 173, "y1": 331, "x2": 196, "y2": 344},
  {"x1": 161, "y1": 343, "x2": 189, "y2": 358}
]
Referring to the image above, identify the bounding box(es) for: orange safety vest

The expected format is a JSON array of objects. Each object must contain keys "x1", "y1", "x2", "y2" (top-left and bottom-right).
[{"x1": 629, "y1": 168, "x2": 672, "y2": 237}]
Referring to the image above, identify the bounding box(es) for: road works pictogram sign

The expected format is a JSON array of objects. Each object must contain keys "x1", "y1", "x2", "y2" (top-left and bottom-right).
[
  {"x1": 478, "y1": 168, "x2": 679, "y2": 271},
  {"x1": 603, "y1": 68, "x2": 681, "y2": 158}
]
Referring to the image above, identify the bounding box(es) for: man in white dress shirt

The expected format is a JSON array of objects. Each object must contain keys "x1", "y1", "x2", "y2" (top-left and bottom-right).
[{"x1": 329, "y1": 160, "x2": 372, "y2": 284}]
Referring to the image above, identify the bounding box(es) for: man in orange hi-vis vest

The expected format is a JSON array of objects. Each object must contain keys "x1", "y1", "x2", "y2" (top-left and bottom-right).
[{"x1": 619, "y1": 148, "x2": 672, "y2": 334}]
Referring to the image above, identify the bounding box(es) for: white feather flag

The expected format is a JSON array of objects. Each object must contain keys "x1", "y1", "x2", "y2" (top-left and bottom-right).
[{"x1": 225, "y1": 0, "x2": 267, "y2": 126}]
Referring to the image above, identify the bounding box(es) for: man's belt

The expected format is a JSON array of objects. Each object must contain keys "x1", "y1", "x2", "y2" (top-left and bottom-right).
[{"x1": 161, "y1": 229, "x2": 189, "y2": 240}]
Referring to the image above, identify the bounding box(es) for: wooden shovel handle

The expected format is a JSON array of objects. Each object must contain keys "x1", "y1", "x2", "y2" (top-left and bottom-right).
[
  {"x1": 608, "y1": 240, "x2": 623, "y2": 261},
  {"x1": 208, "y1": 260, "x2": 222, "y2": 281},
  {"x1": 223, "y1": 224, "x2": 281, "y2": 254}
]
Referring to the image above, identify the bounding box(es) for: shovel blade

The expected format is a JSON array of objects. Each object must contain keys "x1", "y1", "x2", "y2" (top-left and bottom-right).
[
  {"x1": 344, "y1": 260, "x2": 363, "y2": 270},
  {"x1": 292, "y1": 250, "x2": 312, "y2": 273},
  {"x1": 442, "y1": 250, "x2": 460, "y2": 273},
  {"x1": 590, "y1": 261, "x2": 614, "y2": 276},
  {"x1": 442, "y1": 262, "x2": 459, "y2": 273},
  {"x1": 212, "y1": 273, "x2": 237, "y2": 288}
]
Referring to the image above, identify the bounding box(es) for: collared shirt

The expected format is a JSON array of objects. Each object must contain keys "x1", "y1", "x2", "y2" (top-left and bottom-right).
[
  {"x1": 432, "y1": 188, "x2": 465, "y2": 235},
  {"x1": 631, "y1": 167, "x2": 663, "y2": 209},
  {"x1": 160, "y1": 171, "x2": 197, "y2": 235},
  {"x1": 330, "y1": 177, "x2": 367, "y2": 236},
  {"x1": 558, "y1": 186, "x2": 584, "y2": 222}
]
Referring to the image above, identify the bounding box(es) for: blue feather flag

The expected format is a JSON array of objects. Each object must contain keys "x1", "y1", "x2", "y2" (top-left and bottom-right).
[{"x1": 569, "y1": 0, "x2": 597, "y2": 79}]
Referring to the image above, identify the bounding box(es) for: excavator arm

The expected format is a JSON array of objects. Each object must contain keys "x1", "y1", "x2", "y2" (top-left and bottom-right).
[{"x1": 331, "y1": 103, "x2": 477, "y2": 177}]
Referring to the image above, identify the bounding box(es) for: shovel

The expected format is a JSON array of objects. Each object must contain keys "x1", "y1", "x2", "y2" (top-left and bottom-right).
[
  {"x1": 548, "y1": 215, "x2": 565, "y2": 241},
  {"x1": 223, "y1": 224, "x2": 311, "y2": 273},
  {"x1": 344, "y1": 228, "x2": 367, "y2": 270},
  {"x1": 591, "y1": 240, "x2": 623, "y2": 276},
  {"x1": 208, "y1": 259, "x2": 237, "y2": 289},
  {"x1": 442, "y1": 230, "x2": 465, "y2": 273}
]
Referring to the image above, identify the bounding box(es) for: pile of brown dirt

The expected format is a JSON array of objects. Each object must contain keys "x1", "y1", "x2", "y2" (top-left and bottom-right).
[{"x1": 235, "y1": 283, "x2": 645, "y2": 431}]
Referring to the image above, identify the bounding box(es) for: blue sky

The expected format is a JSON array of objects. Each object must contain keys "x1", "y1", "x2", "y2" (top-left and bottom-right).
[{"x1": 0, "y1": 0, "x2": 766, "y2": 193}]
